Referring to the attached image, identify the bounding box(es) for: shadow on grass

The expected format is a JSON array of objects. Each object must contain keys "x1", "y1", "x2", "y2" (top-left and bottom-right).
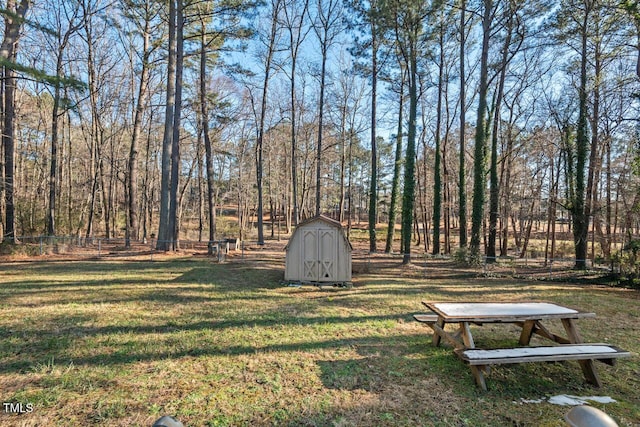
[
  {"x1": 4, "y1": 257, "x2": 542, "y2": 312},
  {"x1": 2, "y1": 284, "x2": 286, "y2": 307},
  {"x1": 0, "y1": 260, "x2": 184, "y2": 274},
  {"x1": 313, "y1": 338, "x2": 627, "y2": 413},
  {"x1": 316, "y1": 339, "x2": 456, "y2": 393},
  {"x1": 1, "y1": 329, "x2": 427, "y2": 374},
  {"x1": 0, "y1": 309, "x2": 420, "y2": 375},
  {"x1": 1, "y1": 261, "x2": 286, "y2": 307}
]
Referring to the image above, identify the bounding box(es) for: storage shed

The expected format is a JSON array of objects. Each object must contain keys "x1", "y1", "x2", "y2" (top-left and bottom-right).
[{"x1": 284, "y1": 215, "x2": 352, "y2": 285}]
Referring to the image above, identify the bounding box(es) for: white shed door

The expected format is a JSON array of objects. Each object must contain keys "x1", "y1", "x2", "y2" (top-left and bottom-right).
[{"x1": 302, "y1": 228, "x2": 337, "y2": 282}]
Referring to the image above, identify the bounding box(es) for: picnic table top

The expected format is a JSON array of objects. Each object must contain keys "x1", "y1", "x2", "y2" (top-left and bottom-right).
[{"x1": 422, "y1": 301, "x2": 596, "y2": 322}]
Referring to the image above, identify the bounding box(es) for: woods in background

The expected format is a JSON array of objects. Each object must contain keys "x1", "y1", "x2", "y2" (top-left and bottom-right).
[{"x1": 1, "y1": 0, "x2": 640, "y2": 269}]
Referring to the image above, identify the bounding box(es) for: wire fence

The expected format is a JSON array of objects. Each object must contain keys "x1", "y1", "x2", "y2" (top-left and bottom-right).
[
  {"x1": 350, "y1": 250, "x2": 611, "y2": 275},
  {"x1": 13, "y1": 235, "x2": 242, "y2": 261},
  {"x1": 9, "y1": 235, "x2": 616, "y2": 281}
]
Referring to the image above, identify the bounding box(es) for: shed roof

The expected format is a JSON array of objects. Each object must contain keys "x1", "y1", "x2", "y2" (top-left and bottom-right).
[{"x1": 285, "y1": 215, "x2": 353, "y2": 250}]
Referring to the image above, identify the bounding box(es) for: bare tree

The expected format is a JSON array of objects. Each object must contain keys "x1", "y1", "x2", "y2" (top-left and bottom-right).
[
  {"x1": 280, "y1": 0, "x2": 310, "y2": 227},
  {"x1": 486, "y1": 0, "x2": 527, "y2": 262},
  {"x1": 346, "y1": 0, "x2": 387, "y2": 251},
  {"x1": 312, "y1": 0, "x2": 342, "y2": 217},
  {"x1": 255, "y1": 0, "x2": 283, "y2": 245},
  {"x1": 122, "y1": 0, "x2": 160, "y2": 247},
  {"x1": 43, "y1": 1, "x2": 83, "y2": 237}
]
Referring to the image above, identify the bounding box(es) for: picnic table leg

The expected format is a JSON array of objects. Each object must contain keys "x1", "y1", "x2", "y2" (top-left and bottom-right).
[
  {"x1": 519, "y1": 320, "x2": 537, "y2": 345},
  {"x1": 578, "y1": 359, "x2": 602, "y2": 387},
  {"x1": 516, "y1": 320, "x2": 571, "y2": 344},
  {"x1": 460, "y1": 322, "x2": 475, "y2": 349},
  {"x1": 460, "y1": 323, "x2": 488, "y2": 389},
  {"x1": 470, "y1": 365, "x2": 487, "y2": 391},
  {"x1": 432, "y1": 317, "x2": 445, "y2": 347},
  {"x1": 561, "y1": 318, "x2": 584, "y2": 343},
  {"x1": 561, "y1": 318, "x2": 602, "y2": 387},
  {"x1": 428, "y1": 322, "x2": 465, "y2": 348}
]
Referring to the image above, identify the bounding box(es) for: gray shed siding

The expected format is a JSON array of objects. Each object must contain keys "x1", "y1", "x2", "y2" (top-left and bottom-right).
[{"x1": 285, "y1": 216, "x2": 352, "y2": 283}]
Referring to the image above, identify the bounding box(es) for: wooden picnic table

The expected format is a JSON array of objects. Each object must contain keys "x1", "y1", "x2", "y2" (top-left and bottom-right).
[
  {"x1": 418, "y1": 301, "x2": 629, "y2": 390},
  {"x1": 422, "y1": 301, "x2": 595, "y2": 349}
]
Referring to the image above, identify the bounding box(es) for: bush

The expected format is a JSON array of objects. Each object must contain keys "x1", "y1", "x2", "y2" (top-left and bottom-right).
[
  {"x1": 0, "y1": 241, "x2": 41, "y2": 257},
  {"x1": 453, "y1": 247, "x2": 483, "y2": 267},
  {"x1": 611, "y1": 240, "x2": 640, "y2": 289},
  {"x1": 216, "y1": 216, "x2": 240, "y2": 239}
]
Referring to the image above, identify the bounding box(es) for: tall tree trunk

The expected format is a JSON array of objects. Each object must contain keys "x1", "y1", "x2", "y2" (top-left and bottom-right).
[
  {"x1": 314, "y1": 0, "x2": 341, "y2": 219},
  {"x1": 2, "y1": 65, "x2": 17, "y2": 242},
  {"x1": 442, "y1": 77, "x2": 452, "y2": 254},
  {"x1": 487, "y1": 7, "x2": 514, "y2": 263},
  {"x1": 316, "y1": 43, "x2": 327, "y2": 217},
  {"x1": 157, "y1": 0, "x2": 176, "y2": 250},
  {"x1": 499, "y1": 125, "x2": 514, "y2": 256},
  {"x1": 368, "y1": 24, "x2": 378, "y2": 252},
  {"x1": 98, "y1": 143, "x2": 110, "y2": 238},
  {"x1": 176, "y1": 155, "x2": 196, "y2": 243},
  {"x1": 544, "y1": 152, "x2": 558, "y2": 265},
  {"x1": 141, "y1": 118, "x2": 154, "y2": 243},
  {"x1": 572, "y1": 4, "x2": 591, "y2": 269},
  {"x1": 83, "y1": 0, "x2": 110, "y2": 240},
  {"x1": 196, "y1": 129, "x2": 204, "y2": 242},
  {"x1": 603, "y1": 136, "x2": 612, "y2": 259},
  {"x1": 200, "y1": 20, "x2": 217, "y2": 254},
  {"x1": 442, "y1": 141, "x2": 451, "y2": 254},
  {"x1": 256, "y1": 0, "x2": 281, "y2": 245},
  {"x1": 458, "y1": 0, "x2": 468, "y2": 248},
  {"x1": 127, "y1": 19, "x2": 151, "y2": 247},
  {"x1": 401, "y1": 46, "x2": 418, "y2": 264},
  {"x1": 168, "y1": 0, "x2": 184, "y2": 250},
  {"x1": 416, "y1": 155, "x2": 429, "y2": 252},
  {"x1": 519, "y1": 198, "x2": 537, "y2": 259},
  {"x1": 285, "y1": 0, "x2": 309, "y2": 226},
  {"x1": 586, "y1": 31, "x2": 603, "y2": 264},
  {"x1": 1, "y1": 0, "x2": 30, "y2": 243},
  {"x1": 385, "y1": 66, "x2": 405, "y2": 253},
  {"x1": 290, "y1": 66, "x2": 299, "y2": 227},
  {"x1": 48, "y1": 43, "x2": 67, "y2": 237},
  {"x1": 432, "y1": 14, "x2": 444, "y2": 255},
  {"x1": 587, "y1": 41, "x2": 602, "y2": 264},
  {"x1": 338, "y1": 94, "x2": 347, "y2": 223},
  {"x1": 65, "y1": 113, "x2": 73, "y2": 234},
  {"x1": 470, "y1": 0, "x2": 492, "y2": 258},
  {"x1": 85, "y1": 144, "x2": 99, "y2": 238}
]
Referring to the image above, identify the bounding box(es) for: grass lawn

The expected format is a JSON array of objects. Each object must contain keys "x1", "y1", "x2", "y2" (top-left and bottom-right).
[{"x1": 0, "y1": 250, "x2": 638, "y2": 426}]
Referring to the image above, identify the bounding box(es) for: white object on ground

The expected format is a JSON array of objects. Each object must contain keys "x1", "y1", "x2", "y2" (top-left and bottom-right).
[
  {"x1": 548, "y1": 395, "x2": 617, "y2": 406},
  {"x1": 515, "y1": 395, "x2": 617, "y2": 406},
  {"x1": 517, "y1": 398, "x2": 546, "y2": 404}
]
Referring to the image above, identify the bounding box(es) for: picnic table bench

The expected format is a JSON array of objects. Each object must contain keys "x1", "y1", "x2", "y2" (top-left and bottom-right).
[
  {"x1": 455, "y1": 344, "x2": 630, "y2": 390},
  {"x1": 414, "y1": 302, "x2": 630, "y2": 390},
  {"x1": 413, "y1": 313, "x2": 438, "y2": 324}
]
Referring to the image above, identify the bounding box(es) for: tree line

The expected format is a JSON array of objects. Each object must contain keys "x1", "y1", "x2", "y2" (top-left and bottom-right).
[{"x1": 1, "y1": 0, "x2": 640, "y2": 268}]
